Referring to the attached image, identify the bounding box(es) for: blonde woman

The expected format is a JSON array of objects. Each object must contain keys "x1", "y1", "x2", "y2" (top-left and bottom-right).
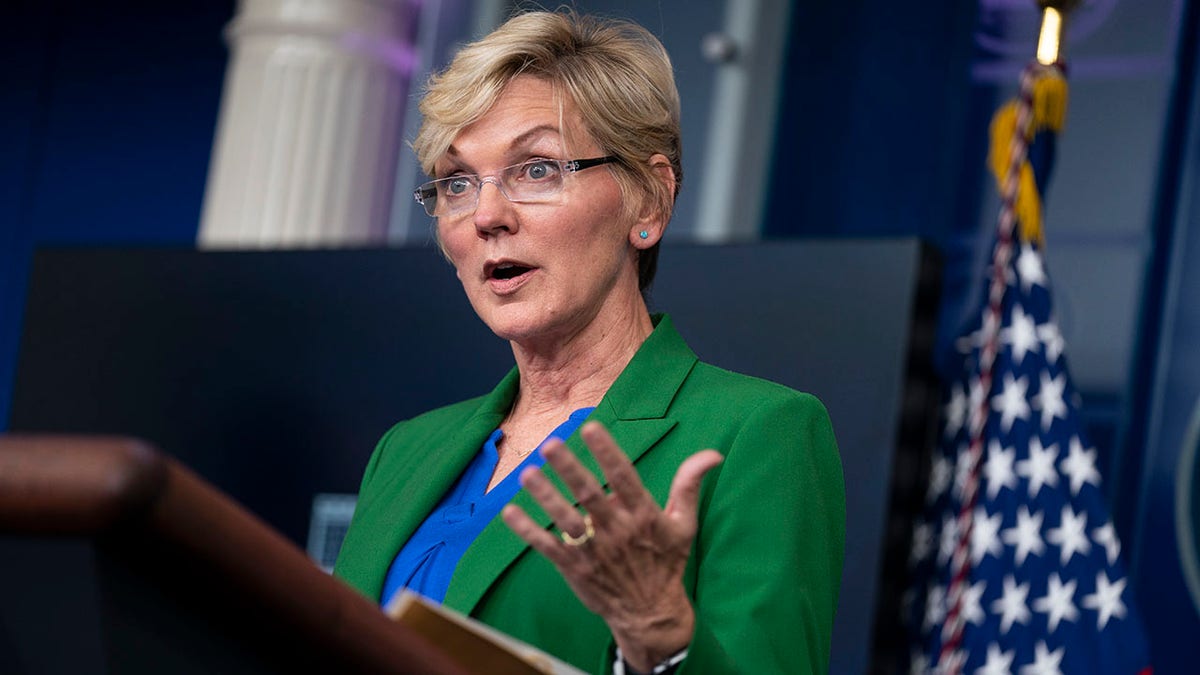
[{"x1": 335, "y1": 11, "x2": 845, "y2": 674}]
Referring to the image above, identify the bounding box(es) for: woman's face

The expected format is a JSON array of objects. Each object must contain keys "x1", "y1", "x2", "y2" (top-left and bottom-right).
[{"x1": 435, "y1": 76, "x2": 649, "y2": 347}]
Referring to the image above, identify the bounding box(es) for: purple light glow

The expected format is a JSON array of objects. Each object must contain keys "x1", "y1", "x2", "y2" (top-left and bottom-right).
[{"x1": 341, "y1": 32, "x2": 420, "y2": 75}]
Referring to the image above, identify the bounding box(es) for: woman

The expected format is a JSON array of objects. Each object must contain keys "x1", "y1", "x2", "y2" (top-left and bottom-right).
[{"x1": 334, "y1": 10, "x2": 844, "y2": 674}]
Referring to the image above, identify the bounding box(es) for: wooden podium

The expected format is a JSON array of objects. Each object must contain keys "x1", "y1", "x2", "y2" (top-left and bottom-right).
[{"x1": 0, "y1": 435, "x2": 470, "y2": 675}]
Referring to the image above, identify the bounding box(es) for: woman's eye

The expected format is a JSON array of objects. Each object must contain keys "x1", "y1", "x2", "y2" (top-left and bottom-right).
[
  {"x1": 445, "y1": 177, "x2": 472, "y2": 196},
  {"x1": 523, "y1": 160, "x2": 557, "y2": 180}
]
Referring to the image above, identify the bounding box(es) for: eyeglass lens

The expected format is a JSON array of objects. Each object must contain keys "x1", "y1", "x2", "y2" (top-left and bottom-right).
[
  {"x1": 414, "y1": 157, "x2": 615, "y2": 217},
  {"x1": 416, "y1": 159, "x2": 567, "y2": 217}
]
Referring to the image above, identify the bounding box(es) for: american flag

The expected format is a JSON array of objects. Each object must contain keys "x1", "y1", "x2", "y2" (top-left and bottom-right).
[{"x1": 904, "y1": 64, "x2": 1152, "y2": 674}]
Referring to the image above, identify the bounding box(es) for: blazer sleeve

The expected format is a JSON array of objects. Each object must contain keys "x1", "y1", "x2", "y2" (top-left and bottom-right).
[
  {"x1": 678, "y1": 392, "x2": 846, "y2": 674},
  {"x1": 332, "y1": 420, "x2": 405, "y2": 590}
]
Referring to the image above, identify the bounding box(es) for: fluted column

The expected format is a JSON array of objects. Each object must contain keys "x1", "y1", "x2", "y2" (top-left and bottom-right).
[{"x1": 199, "y1": 0, "x2": 415, "y2": 248}]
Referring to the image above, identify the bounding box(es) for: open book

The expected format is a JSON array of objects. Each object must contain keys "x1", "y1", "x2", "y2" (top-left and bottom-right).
[{"x1": 386, "y1": 591, "x2": 588, "y2": 675}]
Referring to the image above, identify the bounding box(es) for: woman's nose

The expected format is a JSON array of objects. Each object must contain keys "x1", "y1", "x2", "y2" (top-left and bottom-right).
[{"x1": 472, "y1": 180, "x2": 518, "y2": 237}]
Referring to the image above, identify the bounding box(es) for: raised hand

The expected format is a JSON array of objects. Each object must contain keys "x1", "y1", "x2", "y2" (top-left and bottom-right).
[{"x1": 501, "y1": 421, "x2": 723, "y2": 671}]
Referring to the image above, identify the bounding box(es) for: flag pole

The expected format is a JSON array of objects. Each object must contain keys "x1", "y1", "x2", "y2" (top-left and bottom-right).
[{"x1": 937, "y1": 3, "x2": 1079, "y2": 672}]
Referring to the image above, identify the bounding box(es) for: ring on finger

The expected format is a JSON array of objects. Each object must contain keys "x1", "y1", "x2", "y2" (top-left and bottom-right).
[{"x1": 560, "y1": 514, "x2": 595, "y2": 547}]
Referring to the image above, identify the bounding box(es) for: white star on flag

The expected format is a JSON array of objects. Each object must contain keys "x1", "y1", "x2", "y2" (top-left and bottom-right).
[
  {"x1": 983, "y1": 440, "x2": 1018, "y2": 499},
  {"x1": 1033, "y1": 573, "x2": 1079, "y2": 632},
  {"x1": 970, "y1": 507, "x2": 1004, "y2": 564},
  {"x1": 1001, "y1": 504, "x2": 1046, "y2": 566},
  {"x1": 1000, "y1": 303, "x2": 1039, "y2": 365},
  {"x1": 992, "y1": 575, "x2": 1032, "y2": 634},
  {"x1": 962, "y1": 580, "x2": 987, "y2": 626},
  {"x1": 992, "y1": 373, "x2": 1031, "y2": 433},
  {"x1": 1019, "y1": 641, "x2": 1064, "y2": 675},
  {"x1": 1016, "y1": 436, "x2": 1059, "y2": 497},
  {"x1": 1032, "y1": 371, "x2": 1068, "y2": 431},
  {"x1": 975, "y1": 644, "x2": 1015, "y2": 675},
  {"x1": 1092, "y1": 522, "x2": 1121, "y2": 565},
  {"x1": 1082, "y1": 571, "x2": 1128, "y2": 630},
  {"x1": 1036, "y1": 321, "x2": 1065, "y2": 364},
  {"x1": 1060, "y1": 435, "x2": 1101, "y2": 495},
  {"x1": 1016, "y1": 242, "x2": 1047, "y2": 291},
  {"x1": 1046, "y1": 505, "x2": 1091, "y2": 565}
]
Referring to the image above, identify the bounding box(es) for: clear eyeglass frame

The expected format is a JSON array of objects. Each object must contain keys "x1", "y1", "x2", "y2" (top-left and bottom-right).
[{"x1": 413, "y1": 156, "x2": 617, "y2": 218}]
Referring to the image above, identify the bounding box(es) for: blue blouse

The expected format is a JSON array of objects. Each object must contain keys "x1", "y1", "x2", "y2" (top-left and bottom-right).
[{"x1": 380, "y1": 407, "x2": 595, "y2": 608}]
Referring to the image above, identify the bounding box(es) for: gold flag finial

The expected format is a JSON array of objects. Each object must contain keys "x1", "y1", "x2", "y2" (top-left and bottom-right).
[{"x1": 1036, "y1": 0, "x2": 1083, "y2": 65}]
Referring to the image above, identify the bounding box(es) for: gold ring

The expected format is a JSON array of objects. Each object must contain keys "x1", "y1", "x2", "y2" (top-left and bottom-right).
[{"x1": 560, "y1": 514, "x2": 595, "y2": 547}]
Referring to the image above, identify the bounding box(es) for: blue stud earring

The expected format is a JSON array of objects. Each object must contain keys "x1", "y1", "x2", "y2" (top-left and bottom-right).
[{"x1": 639, "y1": 230, "x2": 649, "y2": 240}]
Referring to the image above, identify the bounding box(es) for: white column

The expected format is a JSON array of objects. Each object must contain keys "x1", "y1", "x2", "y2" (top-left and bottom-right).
[
  {"x1": 199, "y1": 0, "x2": 415, "y2": 248},
  {"x1": 694, "y1": 0, "x2": 792, "y2": 243}
]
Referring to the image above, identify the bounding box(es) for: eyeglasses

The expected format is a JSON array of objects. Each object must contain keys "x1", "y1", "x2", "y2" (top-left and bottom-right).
[{"x1": 413, "y1": 156, "x2": 617, "y2": 218}]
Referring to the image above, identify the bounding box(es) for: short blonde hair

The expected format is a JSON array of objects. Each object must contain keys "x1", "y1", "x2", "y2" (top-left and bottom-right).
[{"x1": 413, "y1": 10, "x2": 682, "y2": 290}]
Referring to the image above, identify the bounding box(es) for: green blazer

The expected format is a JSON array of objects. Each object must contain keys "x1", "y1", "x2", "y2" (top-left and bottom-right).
[{"x1": 334, "y1": 315, "x2": 845, "y2": 674}]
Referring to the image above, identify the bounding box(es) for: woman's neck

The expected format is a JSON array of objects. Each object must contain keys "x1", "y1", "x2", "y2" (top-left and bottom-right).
[
  {"x1": 485, "y1": 302, "x2": 652, "y2": 492},
  {"x1": 508, "y1": 301, "x2": 653, "y2": 420}
]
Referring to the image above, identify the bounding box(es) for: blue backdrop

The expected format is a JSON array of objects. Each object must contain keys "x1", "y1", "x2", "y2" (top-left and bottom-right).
[{"x1": 0, "y1": 1, "x2": 231, "y2": 426}]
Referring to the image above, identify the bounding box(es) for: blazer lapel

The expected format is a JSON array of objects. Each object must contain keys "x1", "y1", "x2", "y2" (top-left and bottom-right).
[
  {"x1": 349, "y1": 369, "x2": 519, "y2": 599},
  {"x1": 444, "y1": 315, "x2": 698, "y2": 615}
]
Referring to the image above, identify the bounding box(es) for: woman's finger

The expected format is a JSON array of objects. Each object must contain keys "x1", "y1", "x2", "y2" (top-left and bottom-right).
[
  {"x1": 579, "y1": 422, "x2": 655, "y2": 510},
  {"x1": 518, "y1": 464, "x2": 590, "y2": 538},
  {"x1": 501, "y1": 504, "x2": 575, "y2": 567},
  {"x1": 541, "y1": 438, "x2": 615, "y2": 521},
  {"x1": 663, "y1": 450, "x2": 724, "y2": 526}
]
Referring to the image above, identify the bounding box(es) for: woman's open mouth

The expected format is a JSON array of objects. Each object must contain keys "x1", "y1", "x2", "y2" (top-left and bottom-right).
[
  {"x1": 491, "y1": 263, "x2": 532, "y2": 280},
  {"x1": 485, "y1": 260, "x2": 537, "y2": 293}
]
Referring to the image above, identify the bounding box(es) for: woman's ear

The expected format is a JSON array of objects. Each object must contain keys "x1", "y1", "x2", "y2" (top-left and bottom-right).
[{"x1": 630, "y1": 154, "x2": 675, "y2": 249}]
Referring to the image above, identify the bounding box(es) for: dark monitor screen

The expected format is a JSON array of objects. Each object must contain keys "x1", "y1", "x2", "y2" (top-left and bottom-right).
[{"x1": 10, "y1": 239, "x2": 939, "y2": 674}]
